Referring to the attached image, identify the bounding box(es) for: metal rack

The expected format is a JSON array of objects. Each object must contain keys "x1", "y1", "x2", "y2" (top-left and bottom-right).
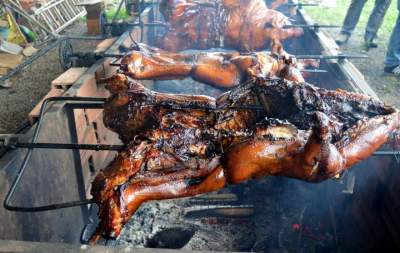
[{"x1": 2, "y1": 97, "x2": 109, "y2": 212}]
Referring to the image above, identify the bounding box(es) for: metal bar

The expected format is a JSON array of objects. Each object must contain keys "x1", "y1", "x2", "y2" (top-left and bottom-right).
[
  {"x1": 7, "y1": 141, "x2": 398, "y2": 156},
  {"x1": 295, "y1": 54, "x2": 368, "y2": 60},
  {"x1": 3, "y1": 199, "x2": 94, "y2": 212},
  {"x1": 300, "y1": 69, "x2": 328, "y2": 73},
  {"x1": 65, "y1": 103, "x2": 89, "y2": 222},
  {"x1": 71, "y1": 53, "x2": 125, "y2": 58},
  {"x1": 373, "y1": 151, "x2": 400, "y2": 156},
  {"x1": 105, "y1": 22, "x2": 169, "y2": 27},
  {"x1": 12, "y1": 143, "x2": 125, "y2": 151},
  {"x1": 3, "y1": 97, "x2": 105, "y2": 212},
  {"x1": 111, "y1": 0, "x2": 125, "y2": 24},
  {"x1": 283, "y1": 24, "x2": 340, "y2": 29},
  {"x1": 59, "y1": 35, "x2": 105, "y2": 40},
  {"x1": 285, "y1": 3, "x2": 319, "y2": 7}
]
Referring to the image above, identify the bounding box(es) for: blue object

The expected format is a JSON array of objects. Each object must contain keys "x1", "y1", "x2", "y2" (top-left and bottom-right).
[
  {"x1": 0, "y1": 27, "x2": 9, "y2": 40},
  {"x1": 384, "y1": 0, "x2": 400, "y2": 68}
]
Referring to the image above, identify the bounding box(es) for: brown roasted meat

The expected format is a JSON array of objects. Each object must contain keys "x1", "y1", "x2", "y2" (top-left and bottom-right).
[
  {"x1": 118, "y1": 44, "x2": 314, "y2": 88},
  {"x1": 90, "y1": 76, "x2": 399, "y2": 242},
  {"x1": 157, "y1": 0, "x2": 303, "y2": 52}
]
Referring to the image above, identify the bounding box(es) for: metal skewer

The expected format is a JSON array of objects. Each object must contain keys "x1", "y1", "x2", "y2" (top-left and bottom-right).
[
  {"x1": 283, "y1": 24, "x2": 340, "y2": 32},
  {"x1": 6, "y1": 142, "x2": 125, "y2": 151},
  {"x1": 300, "y1": 69, "x2": 328, "y2": 73},
  {"x1": 284, "y1": 3, "x2": 319, "y2": 8},
  {"x1": 109, "y1": 54, "x2": 368, "y2": 68},
  {"x1": 295, "y1": 54, "x2": 369, "y2": 62}
]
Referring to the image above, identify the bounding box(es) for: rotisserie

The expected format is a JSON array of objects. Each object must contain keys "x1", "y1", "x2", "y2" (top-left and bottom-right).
[
  {"x1": 90, "y1": 76, "x2": 400, "y2": 243},
  {"x1": 157, "y1": 0, "x2": 303, "y2": 52}
]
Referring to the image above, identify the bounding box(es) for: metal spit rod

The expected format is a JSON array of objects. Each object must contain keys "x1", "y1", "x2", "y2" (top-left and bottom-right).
[
  {"x1": 0, "y1": 96, "x2": 397, "y2": 153},
  {"x1": 285, "y1": 3, "x2": 319, "y2": 8},
  {"x1": 10, "y1": 142, "x2": 125, "y2": 151},
  {"x1": 283, "y1": 24, "x2": 340, "y2": 29},
  {"x1": 295, "y1": 54, "x2": 369, "y2": 60}
]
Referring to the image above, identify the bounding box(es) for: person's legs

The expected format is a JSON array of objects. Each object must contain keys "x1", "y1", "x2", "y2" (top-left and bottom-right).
[
  {"x1": 364, "y1": 0, "x2": 391, "y2": 43},
  {"x1": 384, "y1": 0, "x2": 400, "y2": 74},
  {"x1": 337, "y1": 0, "x2": 367, "y2": 45},
  {"x1": 341, "y1": 0, "x2": 367, "y2": 36}
]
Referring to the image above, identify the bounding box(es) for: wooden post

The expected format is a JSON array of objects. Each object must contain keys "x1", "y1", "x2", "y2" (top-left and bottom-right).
[{"x1": 76, "y1": 0, "x2": 105, "y2": 35}]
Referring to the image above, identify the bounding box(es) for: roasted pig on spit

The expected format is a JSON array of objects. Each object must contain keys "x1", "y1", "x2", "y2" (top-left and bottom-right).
[
  {"x1": 119, "y1": 44, "x2": 317, "y2": 88},
  {"x1": 157, "y1": 0, "x2": 303, "y2": 52},
  {"x1": 90, "y1": 76, "x2": 399, "y2": 242}
]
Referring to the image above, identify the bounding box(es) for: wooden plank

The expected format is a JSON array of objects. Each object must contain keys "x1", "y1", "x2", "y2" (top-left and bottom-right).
[
  {"x1": 85, "y1": 108, "x2": 103, "y2": 125},
  {"x1": 0, "y1": 67, "x2": 9, "y2": 75},
  {"x1": 86, "y1": 18, "x2": 101, "y2": 35},
  {"x1": 94, "y1": 37, "x2": 117, "y2": 53},
  {"x1": 51, "y1": 67, "x2": 88, "y2": 89},
  {"x1": 74, "y1": 74, "x2": 98, "y2": 97},
  {"x1": 28, "y1": 88, "x2": 65, "y2": 124},
  {"x1": 79, "y1": 126, "x2": 97, "y2": 164},
  {"x1": 74, "y1": 107, "x2": 89, "y2": 143},
  {"x1": 0, "y1": 53, "x2": 23, "y2": 69},
  {"x1": 102, "y1": 58, "x2": 119, "y2": 79}
]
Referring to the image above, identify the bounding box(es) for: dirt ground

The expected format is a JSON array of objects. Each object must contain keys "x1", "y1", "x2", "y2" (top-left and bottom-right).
[{"x1": 0, "y1": 21, "x2": 98, "y2": 134}]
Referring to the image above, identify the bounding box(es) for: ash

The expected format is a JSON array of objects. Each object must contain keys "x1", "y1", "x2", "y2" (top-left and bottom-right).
[
  {"x1": 115, "y1": 178, "x2": 338, "y2": 252},
  {"x1": 116, "y1": 195, "x2": 256, "y2": 251}
]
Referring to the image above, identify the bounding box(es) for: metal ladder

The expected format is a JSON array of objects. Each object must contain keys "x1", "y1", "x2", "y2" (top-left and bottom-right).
[
  {"x1": 3, "y1": 0, "x2": 86, "y2": 42},
  {"x1": 32, "y1": 0, "x2": 86, "y2": 34}
]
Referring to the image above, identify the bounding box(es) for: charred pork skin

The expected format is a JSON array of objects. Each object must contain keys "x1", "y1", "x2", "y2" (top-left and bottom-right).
[
  {"x1": 90, "y1": 77, "x2": 399, "y2": 243},
  {"x1": 119, "y1": 43, "x2": 315, "y2": 88},
  {"x1": 157, "y1": 0, "x2": 303, "y2": 52}
]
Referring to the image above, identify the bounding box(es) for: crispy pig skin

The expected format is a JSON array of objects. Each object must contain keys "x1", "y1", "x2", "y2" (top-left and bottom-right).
[{"x1": 90, "y1": 77, "x2": 399, "y2": 243}]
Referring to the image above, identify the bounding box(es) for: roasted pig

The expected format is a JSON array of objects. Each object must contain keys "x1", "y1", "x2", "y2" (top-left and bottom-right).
[
  {"x1": 118, "y1": 44, "x2": 316, "y2": 88},
  {"x1": 90, "y1": 76, "x2": 399, "y2": 242},
  {"x1": 157, "y1": 0, "x2": 303, "y2": 52}
]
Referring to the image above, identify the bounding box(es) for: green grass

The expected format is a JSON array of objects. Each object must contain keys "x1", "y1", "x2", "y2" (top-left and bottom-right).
[
  {"x1": 78, "y1": 7, "x2": 130, "y2": 22},
  {"x1": 304, "y1": 0, "x2": 398, "y2": 45},
  {"x1": 105, "y1": 8, "x2": 130, "y2": 22}
]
